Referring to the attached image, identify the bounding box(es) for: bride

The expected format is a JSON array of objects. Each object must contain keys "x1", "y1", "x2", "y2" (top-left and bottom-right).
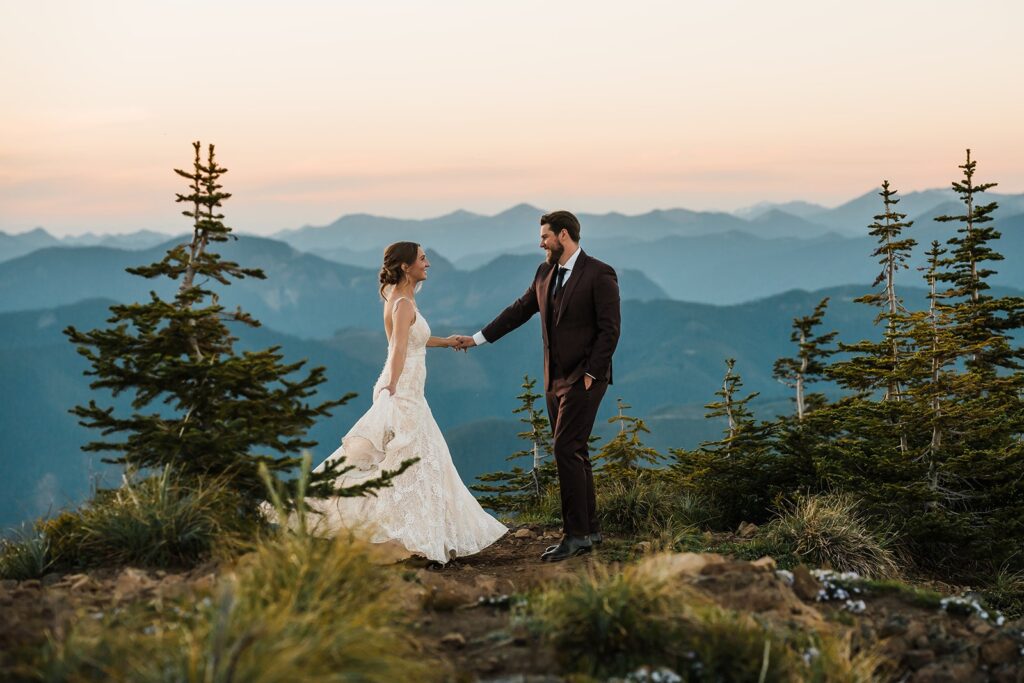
[{"x1": 306, "y1": 241, "x2": 507, "y2": 565}]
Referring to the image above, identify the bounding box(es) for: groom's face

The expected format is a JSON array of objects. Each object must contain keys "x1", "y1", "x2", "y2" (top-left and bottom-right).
[{"x1": 540, "y1": 224, "x2": 563, "y2": 265}]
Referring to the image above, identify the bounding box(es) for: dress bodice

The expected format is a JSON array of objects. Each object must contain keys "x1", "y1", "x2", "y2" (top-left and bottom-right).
[
  {"x1": 387, "y1": 299, "x2": 430, "y2": 358},
  {"x1": 379, "y1": 299, "x2": 430, "y2": 394}
]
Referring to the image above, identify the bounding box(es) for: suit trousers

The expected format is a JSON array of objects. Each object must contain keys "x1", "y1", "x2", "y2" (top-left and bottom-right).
[{"x1": 546, "y1": 377, "x2": 608, "y2": 537}]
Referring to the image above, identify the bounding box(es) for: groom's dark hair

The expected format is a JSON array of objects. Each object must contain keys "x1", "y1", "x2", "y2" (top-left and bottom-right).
[{"x1": 541, "y1": 210, "x2": 580, "y2": 243}]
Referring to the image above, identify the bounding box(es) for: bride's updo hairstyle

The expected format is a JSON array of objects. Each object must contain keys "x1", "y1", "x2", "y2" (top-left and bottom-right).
[{"x1": 379, "y1": 241, "x2": 420, "y2": 300}]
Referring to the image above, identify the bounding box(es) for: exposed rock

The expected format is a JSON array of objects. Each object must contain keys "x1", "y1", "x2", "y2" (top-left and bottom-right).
[
  {"x1": 441, "y1": 631, "x2": 467, "y2": 649},
  {"x1": 40, "y1": 573, "x2": 63, "y2": 587},
  {"x1": 880, "y1": 613, "x2": 910, "y2": 638},
  {"x1": 478, "y1": 655, "x2": 503, "y2": 673},
  {"x1": 967, "y1": 614, "x2": 993, "y2": 636},
  {"x1": 750, "y1": 556, "x2": 776, "y2": 571},
  {"x1": 512, "y1": 528, "x2": 536, "y2": 540},
  {"x1": 904, "y1": 649, "x2": 936, "y2": 670},
  {"x1": 737, "y1": 521, "x2": 758, "y2": 538},
  {"x1": 635, "y1": 552, "x2": 726, "y2": 581},
  {"x1": 790, "y1": 564, "x2": 821, "y2": 602},
  {"x1": 113, "y1": 567, "x2": 157, "y2": 602},
  {"x1": 909, "y1": 663, "x2": 959, "y2": 683},
  {"x1": 979, "y1": 635, "x2": 1019, "y2": 666},
  {"x1": 418, "y1": 571, "x2": 478, "y2": 611}
]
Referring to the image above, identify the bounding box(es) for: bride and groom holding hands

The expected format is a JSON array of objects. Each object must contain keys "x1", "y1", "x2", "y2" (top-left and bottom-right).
[{"x1": 310, "y1": 210, "x2": 621, "y2": 565}]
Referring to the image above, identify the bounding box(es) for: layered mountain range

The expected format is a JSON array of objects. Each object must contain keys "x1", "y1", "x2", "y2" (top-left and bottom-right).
[{"x1": 2, "y1": 186, "x2": 1022, "y2": 530}]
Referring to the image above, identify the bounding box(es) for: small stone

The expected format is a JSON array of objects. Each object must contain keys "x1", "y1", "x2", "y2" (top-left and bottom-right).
[
  {"x1": 979, "y1": 635, "x2": 1018, "y2": 666},
  {"x1": 737, "y1": 521, "x2": 758, "y2": 538},
  {"x1": 903, "y1": 649, "x2": 935, "y2": 670},
  {"x1": 904, "y1": 621, "x2": 927, "y2": 643},
  {"x1": 751, "y1": 556, "x2": 776, "y2": 571},
  {"x1": 992, "y1": 665, "x2": 1023, "y2": 683},
  {"x1": 790, "y1": 565, "x2": 820, "y2": 602},
  {"x1": 879, "y1": 613, "x2": 910, "y2": 638},
  {"x1": 114, "y1": 567, "x2": 157, "y2": 601},
  {"x1": 19, "y1": 579, "x2": 41, "y2": 590},
  {"x1": 633, "y1": 541, "x2": 652, "y2": 554},
  {"x1": 909, "y1": 664, "x2": 957, "y2": 683},
  {"x1": 192, "y1": 572, "x2": 216, "y2": 593},
  {"x1": 478, "y1": 656, "x2": 503, "y2": 674},
  {"x1": 512, "y1": 528, "x2": 536, "y2": 540},
  {"x1": 440, "y1": 631, "x2": 466, "y2": 649},
  {"x1": 966, "y1": 615, "x2": 993, "y2": 636},
  {"x1": 41, "y1": 572, "x2": 63, "y2": 587},
  {"x1": 880, "y1": 636, "x2": 908, "y2": 660}
]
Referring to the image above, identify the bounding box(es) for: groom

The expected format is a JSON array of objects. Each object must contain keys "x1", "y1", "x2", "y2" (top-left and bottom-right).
[{"x1": 456, "y1": 210, "x2": 620, "y2": 562}]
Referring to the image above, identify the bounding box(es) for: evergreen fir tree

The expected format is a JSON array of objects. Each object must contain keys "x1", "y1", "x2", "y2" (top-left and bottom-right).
[
  {"x1": 828, "y1": 182, "x2": 918, "y2": 453},
  {"x1": 593, "y1": 398, "x2": 662, "y2": 478},
  {"x1": 674, "y1": 359, "x2": 777, "y2": 525},
  {"x1": 934, "y1": 149, "x2": 1024, "y2": 381},
  {"x1": 472, "y1": 376, "x2": 556, "y2": 514},
  {"x1": 772, "y1": 297, "x2": 837, "y2": 420},
  {"x1": 63, "y1": 141, "x2": 415, "y2": 510}
]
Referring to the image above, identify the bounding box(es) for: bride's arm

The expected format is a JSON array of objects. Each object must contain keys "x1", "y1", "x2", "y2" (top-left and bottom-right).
[
  {"x1": 426, "y1": 335, "x2": 458, "y2": 348},
  {"x1": 384, "y1": 300, "x2": 416, "y2": 395}
]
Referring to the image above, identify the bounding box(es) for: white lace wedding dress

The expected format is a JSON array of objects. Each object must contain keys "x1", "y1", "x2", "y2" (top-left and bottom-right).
[{"x1": 306, "y1": 297, "x2": 507, "y2": 563}]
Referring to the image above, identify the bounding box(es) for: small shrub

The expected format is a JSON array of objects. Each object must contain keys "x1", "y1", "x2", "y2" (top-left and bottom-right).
[
  {"x1": 598, "y1": 472, "x2": 717, "y2": 536},
  {"x1": 30, "y1": 462, "x2": 443, "y2": 682},
  {"x1": 763, "y1": 493, "x2": 902, "y2": 578},
  {"x1": 980, "y1": 565, "x2": 1024, "y2": 620},
  {"x1": 0, "y1": 527, "x2": 52, "y2": 580},
  {"x1": 69, "y1": 466, "x2": 254, "y2": 569},
  {"x1": 532, "y1": 559, "x2": 806, "y2": 680},
  {"x1": 513, "y1": 483, "x2": 562, "y2": 527}
]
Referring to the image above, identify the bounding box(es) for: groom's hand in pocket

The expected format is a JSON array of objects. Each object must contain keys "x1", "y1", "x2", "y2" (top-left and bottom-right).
[{"x1": 583, "y1": 375, "x2": 593, "y2": 391}]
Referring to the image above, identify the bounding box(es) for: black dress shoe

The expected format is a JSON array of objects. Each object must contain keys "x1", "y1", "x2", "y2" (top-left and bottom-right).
[
  {"x1": 545, "y1": 531, "x2": 603, "y2": 554},
  {"x1": 541, "y1": 535, "x2": 593, "y2": 562}
]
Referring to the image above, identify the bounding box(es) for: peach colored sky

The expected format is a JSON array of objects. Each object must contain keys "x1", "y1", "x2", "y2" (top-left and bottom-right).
[{"x1": 1, "y1": 1, "x2": 1022, "y2": 236}]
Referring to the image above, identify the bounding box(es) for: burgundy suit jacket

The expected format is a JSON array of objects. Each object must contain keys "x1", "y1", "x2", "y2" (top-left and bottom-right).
[{"x1": 482, "y1": 250, "x2": 621, "y2": 395}]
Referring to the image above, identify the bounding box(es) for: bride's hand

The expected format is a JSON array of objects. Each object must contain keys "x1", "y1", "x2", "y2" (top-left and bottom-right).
[
  {"x1": 381, "y1": 384, "x2": 397, "y2": 398},
  {"x1": 445, "y1": 334, "x2": 463, "y2": 351}
]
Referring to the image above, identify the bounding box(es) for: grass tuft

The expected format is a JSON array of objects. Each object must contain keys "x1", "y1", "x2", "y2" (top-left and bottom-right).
[
  {"x1": 763, "y1": 493, "x2": 902, "y2": 579},
  {"x1": 0, "y1": 526, "x2": 52, "y2": 580},
  {"x1": 26, "y1": 458, "x2": 444, "y2": 682},
  {"x1": 597, "y1": 472, "x2": 717, "y2": 536},
  {"x1": 531, "y1": 558, "x2": 812, "y2": 680}
]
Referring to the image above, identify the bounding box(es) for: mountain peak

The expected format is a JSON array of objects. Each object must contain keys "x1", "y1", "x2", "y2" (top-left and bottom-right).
[{"x1": 494, "y1": 203, "x2": 543, "y2": 219}]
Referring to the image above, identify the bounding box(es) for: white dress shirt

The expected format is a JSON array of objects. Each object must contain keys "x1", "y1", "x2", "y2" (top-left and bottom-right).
[{"x1": 471, "y1": 247, "x2": 596, "y2": 380}]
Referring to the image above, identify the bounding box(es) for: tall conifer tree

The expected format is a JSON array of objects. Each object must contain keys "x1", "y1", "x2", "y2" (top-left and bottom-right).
[
  {"x1": 593, "y1": 398, "x2": 662, "y2": 478},
  {"x1": 472, "y1": 376, "x2": 556, "y2": 514},
  {"x1": 64, "y1": 142, "x2": 412, "y2": 509}
]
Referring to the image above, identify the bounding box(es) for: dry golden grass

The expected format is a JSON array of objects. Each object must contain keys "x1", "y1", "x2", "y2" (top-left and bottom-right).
[{"x1": 763, "y1": 493, "x2": 902, "y2": 579}]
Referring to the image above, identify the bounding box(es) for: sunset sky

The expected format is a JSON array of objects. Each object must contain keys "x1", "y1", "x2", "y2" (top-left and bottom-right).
[{"x1": 2, "y1": 1, "x2": 1022, "y2": 236}]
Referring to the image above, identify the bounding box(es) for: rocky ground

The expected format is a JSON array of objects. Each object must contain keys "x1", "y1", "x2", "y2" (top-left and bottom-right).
[{"x1": 2, "y1": 525, "x2": 1023, "y2": 682}]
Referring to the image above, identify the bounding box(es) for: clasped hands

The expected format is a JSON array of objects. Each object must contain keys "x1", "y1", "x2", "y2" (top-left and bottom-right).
[{"x1": 445, "y1": 335, "x2": 476, "y2": 352}]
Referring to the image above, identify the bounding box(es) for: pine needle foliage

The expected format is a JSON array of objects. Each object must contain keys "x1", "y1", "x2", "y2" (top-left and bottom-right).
[
  {"x1": 62, "y1": 141, "x2": 397, "y2": 512},
  {"x1": 472, "y1": 376, "x2": 556, "y2": 514},
  {"x1": 674, "y1": 359, "x2": 778, "y2": 526},
  {"x1": 772, "y1": 297, "x2": 838, "y2": 420},
  {"x1": 593, "y1": 398, "x2": 662, "y2": 478}
]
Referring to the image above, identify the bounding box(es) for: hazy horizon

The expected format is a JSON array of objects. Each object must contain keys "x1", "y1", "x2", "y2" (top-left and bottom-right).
[{"x1": 3, "y1": 1, "x2": 1023, "y2": 237}]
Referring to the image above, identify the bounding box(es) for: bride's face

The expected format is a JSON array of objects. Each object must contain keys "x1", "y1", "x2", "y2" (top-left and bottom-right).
[{"x1": 403, "y1": 247, "x2": 430, "y2": 283}]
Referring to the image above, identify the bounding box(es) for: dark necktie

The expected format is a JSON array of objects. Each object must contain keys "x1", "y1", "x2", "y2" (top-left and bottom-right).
[{"x1": 552, "y1": 266, "x2": 567, "y2": 301}]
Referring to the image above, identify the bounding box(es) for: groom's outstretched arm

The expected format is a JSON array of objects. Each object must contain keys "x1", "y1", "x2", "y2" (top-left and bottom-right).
[{"x1": 473, "y1": 264, "x2": 543, "y2": 346}]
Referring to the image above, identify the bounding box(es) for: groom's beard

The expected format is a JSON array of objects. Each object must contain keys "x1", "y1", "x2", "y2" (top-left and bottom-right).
[{"x1": 545, "y1": 245, "x2": 563, "y2": 265}]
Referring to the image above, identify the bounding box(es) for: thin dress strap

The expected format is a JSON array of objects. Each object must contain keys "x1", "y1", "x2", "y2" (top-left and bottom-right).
[{"x1": 390, "y1": 296, "x2": 417, "y2": 321}]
